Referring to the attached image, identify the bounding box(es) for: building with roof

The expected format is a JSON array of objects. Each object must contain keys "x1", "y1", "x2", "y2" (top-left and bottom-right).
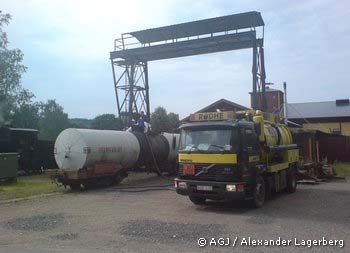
[
  {"x1": 182, "y1": 98, "x2": 249, "y2": 122},
  {"x1": 250, "y1": 87, "x2": 284, "y2": 113},
  {"x1": 181, "y1": 86, "x2": 350, "y2": 136},
  {"x1": 286, "y1": 99, "x2": 350, "y2": 136}
]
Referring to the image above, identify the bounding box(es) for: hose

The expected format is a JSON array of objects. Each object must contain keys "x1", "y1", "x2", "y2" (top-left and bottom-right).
[
  {"x1": 116, "y1": 187, "x2": 175, "y2": 193},
  {"x1": 107, "y1": 133, "x2": 175, "y2": 193},
  {"x1": 111, "y1": 183, "x2": 174, "y2": 193},
  {"x1": 144, "y1": 133, "x2": 176, "y2": 182}
]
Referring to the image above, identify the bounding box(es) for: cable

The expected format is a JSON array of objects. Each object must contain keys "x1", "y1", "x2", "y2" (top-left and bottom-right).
[
  {"x1": 116, "y1": 187, "x2": 175, "y2": 193},
  {"x1": 109, "y1": 183, "x2": 174, "y2": 193},
  {"x1": 113, "y1": 183, "x2": 173, "y2": 189},
  {"x1": 288, "y1": 104, "x2": 326, "y2": 131},
  {"x1": 279, "y1": 102, "x2": 325, "y2": 130}
]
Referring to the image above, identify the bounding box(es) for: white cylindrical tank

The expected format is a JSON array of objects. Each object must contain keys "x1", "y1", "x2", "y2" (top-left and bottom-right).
[
  {"x1": 55, "y1": 128, "x2": 140, "y2": 171},
  {"x1": 162, "y1": 132, "x2": 180, "y2": 161}
]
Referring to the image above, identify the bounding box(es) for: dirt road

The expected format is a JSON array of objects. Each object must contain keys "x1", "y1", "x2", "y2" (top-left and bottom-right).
[{"x1": 0, "y1": 176, "x2": 349, "y2": 252}]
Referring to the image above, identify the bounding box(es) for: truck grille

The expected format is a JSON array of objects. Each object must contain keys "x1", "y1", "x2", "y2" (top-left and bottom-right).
[{"x1": 178, "y1": 164, "x2": 237, "y2": 181}]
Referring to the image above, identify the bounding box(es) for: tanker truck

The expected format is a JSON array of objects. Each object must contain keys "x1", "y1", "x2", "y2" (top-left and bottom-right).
[
  {"x1": 174, "y1": 110, "x2": 299, "y2": 207},
  {"x1": 54, "y1": 129, "x2": 179, "y2": 190}
]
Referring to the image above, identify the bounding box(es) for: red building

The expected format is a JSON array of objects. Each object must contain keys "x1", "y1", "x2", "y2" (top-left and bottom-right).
[{"x1": 250, "y1": 87, "x2": 284, "y2": 113}]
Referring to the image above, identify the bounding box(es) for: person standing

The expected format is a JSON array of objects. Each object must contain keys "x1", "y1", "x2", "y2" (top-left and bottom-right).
[{"x1": 137, "y1": 111, "x2": 146, "y2": 132}]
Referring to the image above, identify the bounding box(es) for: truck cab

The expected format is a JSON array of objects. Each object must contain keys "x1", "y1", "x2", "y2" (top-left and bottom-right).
[{"x1": 175, "y1": 111, "x2": 298, "y2": 207}]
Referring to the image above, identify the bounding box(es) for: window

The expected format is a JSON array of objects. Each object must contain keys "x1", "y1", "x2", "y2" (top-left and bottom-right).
[
  {"x1": 179, "y1": 128, "x2": 238, "y2": 153},
  {"x1": 243, "y1": 128, "x2": 259, "y2": 151}
]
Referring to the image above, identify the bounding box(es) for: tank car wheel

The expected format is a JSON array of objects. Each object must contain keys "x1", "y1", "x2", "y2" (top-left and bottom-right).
[
  {"x1": 286, "y1": 168, "x2": 297, "y2": 193},
  {"x1": 189, "y1": 196, "x2": 206, "y2": 205},
  {"x1": 251, "y1": 175, "x2": 266, "y2": 208}
]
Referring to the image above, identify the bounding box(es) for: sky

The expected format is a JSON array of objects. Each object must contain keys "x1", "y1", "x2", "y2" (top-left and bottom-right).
[{"x1": 1, "y1": 0, "x2": 349, "y2": 119}]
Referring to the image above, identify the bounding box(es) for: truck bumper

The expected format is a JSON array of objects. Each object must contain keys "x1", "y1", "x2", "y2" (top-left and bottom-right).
[{"x1": 174, "y1": 178, "x2": 248, "y2": 200}]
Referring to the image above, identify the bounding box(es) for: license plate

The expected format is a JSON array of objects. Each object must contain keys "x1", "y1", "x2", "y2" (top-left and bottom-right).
[{"x1": 197, "y1": 185, "x2": 213, "y2": 191}]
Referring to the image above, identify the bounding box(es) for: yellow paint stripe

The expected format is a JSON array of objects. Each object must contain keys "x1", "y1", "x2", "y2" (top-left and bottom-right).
[
  {"x1": 179, "y1": 153, "x2": 237, "y2": 164},
  {"x1": 249, "y1": 155, "x2": 260, "y2": 163},
  {"x1": 267, "y1": 162, "x2": 289, "y2": 173}
]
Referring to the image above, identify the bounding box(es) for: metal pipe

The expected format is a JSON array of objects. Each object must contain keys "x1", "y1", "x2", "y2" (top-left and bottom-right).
[
  {"x1": 283, "y1": 81, "x2": 288, "y2": 125},
  {"x1": 265, "y1": 144, "x2": 298, "y2": 153}
]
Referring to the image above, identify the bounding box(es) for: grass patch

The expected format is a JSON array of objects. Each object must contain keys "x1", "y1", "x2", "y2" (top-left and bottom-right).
[
  {"x1": 333, "y1": 163, "x2": 350, "y2": 177},
  {"x1": 0, "y1": 174, "x2": 64, "y2": 201}
]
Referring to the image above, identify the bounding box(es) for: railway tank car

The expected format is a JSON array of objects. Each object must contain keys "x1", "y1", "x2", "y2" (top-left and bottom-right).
[{"x1": 54, "y1": 128, "x2": 179, "y2": 189}]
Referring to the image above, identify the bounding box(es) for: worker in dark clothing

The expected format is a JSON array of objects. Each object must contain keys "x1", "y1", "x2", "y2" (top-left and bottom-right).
[{"x1": 137, "y1": 111, "x2": 146, "y2": 132}]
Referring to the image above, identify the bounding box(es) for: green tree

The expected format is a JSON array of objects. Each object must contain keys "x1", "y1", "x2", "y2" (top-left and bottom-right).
[
  {"x1": 69, "y1": 118, "x2": 92, "y2": 129},
  {"x1": 167, "y1": 112, "x2": 180, "y2": 133},
  {"x1": 150, "y1": 106, "x2": 170, "y2": 133},
  {"x1": 150, "y1": 107, "x2": 180, "y2": 133},
  {"x1": 0, "y1": 11, "x2": 27, "y2": 122},
  {"x1": 38, "y1": 100, "x2": 70, "y2": 140},
  {"x1": 11, "y1": 102, "x2": 40, "y2": 129},
  {"x1": 91, "y1": 114, "x2": 123, "y2": 130}
]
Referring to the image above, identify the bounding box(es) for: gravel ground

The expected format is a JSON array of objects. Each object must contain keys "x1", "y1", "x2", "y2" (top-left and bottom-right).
[
  {"x1": 3, "y1": 213, "x2": 65, "y2": 231},
  {"x1": 0, "y1": 176, "x2": 349, "y2": 253}
]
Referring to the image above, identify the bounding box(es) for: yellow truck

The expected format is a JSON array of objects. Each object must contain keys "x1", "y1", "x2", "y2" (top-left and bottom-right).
[{"x1": 175, "y1": 110, "x2": 299, "y2": 207}]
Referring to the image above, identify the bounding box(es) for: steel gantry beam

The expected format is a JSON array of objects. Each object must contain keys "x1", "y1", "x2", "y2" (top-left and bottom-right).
[{"x1": 110, "y1": 11, "x2": 266, "y2": 126}]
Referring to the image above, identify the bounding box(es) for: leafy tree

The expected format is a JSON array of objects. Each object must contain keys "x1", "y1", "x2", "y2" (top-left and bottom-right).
[
  {"x1": 38, "y1": 100, "x2": 70, "y2": 140},
  {"x1": 150, "y1": 106, "x2": 170, "y2": 133},
  {"x1": 167, "y1": 112, "x2": 180, "y2": 133},
  {"x1": 69, "y1": 118, "x2": 93, "y2": 129},
  {"x1": 11, "y1": 102, "x2": 40, "y2": 129},
  {"x1": 91, "y1": 114, "x2": 123, "y2": 130},
  {"x1": 150, "y1": 107, "x2": 181, "y2": 133},
  {"x1": 0, "y1": 11, "x2": 27, "y2": 122}
]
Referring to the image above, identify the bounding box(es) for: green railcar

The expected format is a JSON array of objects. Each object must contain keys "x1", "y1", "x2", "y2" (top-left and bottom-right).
[{"x1": 0, "y1": 153, "x2": 19, "y2": 182}]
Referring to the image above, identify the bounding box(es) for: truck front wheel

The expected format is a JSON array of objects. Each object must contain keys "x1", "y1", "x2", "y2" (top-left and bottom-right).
[
  {"x1": 189, "y1": 196, "x2": 206, "y2": 205},
  {"x1": 251, "y1": 175, "x2": 266, "y2": 208}
]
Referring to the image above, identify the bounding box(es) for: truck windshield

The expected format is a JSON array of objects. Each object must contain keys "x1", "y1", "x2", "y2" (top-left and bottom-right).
[{"x1": 179, "y1": 128, "x2": 238, "y2": 153}]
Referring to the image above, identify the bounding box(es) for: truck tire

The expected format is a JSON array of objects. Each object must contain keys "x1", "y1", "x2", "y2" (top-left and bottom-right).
[
  {"x1": 265, "y1": 178, "x2": 272, "y2": 200},
  {"x1": 189, "y1": 196, "x2": 206, "y2": 205},
  {"x1": 286, "y1": 169, "x2": 297, "y2": 193},
  {"x1": 251, "y1": 175, "x2": 265, "y2": 208}
]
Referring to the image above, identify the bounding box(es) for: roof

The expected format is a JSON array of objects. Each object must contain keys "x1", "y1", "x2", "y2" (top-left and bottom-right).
[
  {"x1": 264, "y1": 87, "x2": 282, "y2": 93},
  {"x1": 249, "y1": 87, "x2": 282, "y2": 94},
  {"x1": 129, "y1": 11, "x2": 264, "y2": 44},
  {"x1": 286, "y1": 100, "x2": 350, "y2": 119},
  {"x1": 111, "y1": 11, "x2": 264, "y2": 63},
  {"x1": 182, "y1": 98, "x2": 249, "y2": 121}
]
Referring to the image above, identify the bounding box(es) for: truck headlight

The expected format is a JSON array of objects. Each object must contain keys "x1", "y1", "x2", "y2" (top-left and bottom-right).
[
  {"x1": 178, "y1": 182, "x2": 187, "y2": 189},
  {"x1": 226, "y1": 184, "x2": 236, "y2": 192}
]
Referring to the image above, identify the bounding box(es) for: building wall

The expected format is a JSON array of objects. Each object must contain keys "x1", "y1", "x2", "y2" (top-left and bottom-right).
[
  {"x1": 302, "y1": 122, "x2": 350, "y2": 136},
  {"x1": 250, "y1": 90, "x2": 284, "y2": 113},
  {"x1": 317, "y1": 132, "x2": 350, "y2": 162}
]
